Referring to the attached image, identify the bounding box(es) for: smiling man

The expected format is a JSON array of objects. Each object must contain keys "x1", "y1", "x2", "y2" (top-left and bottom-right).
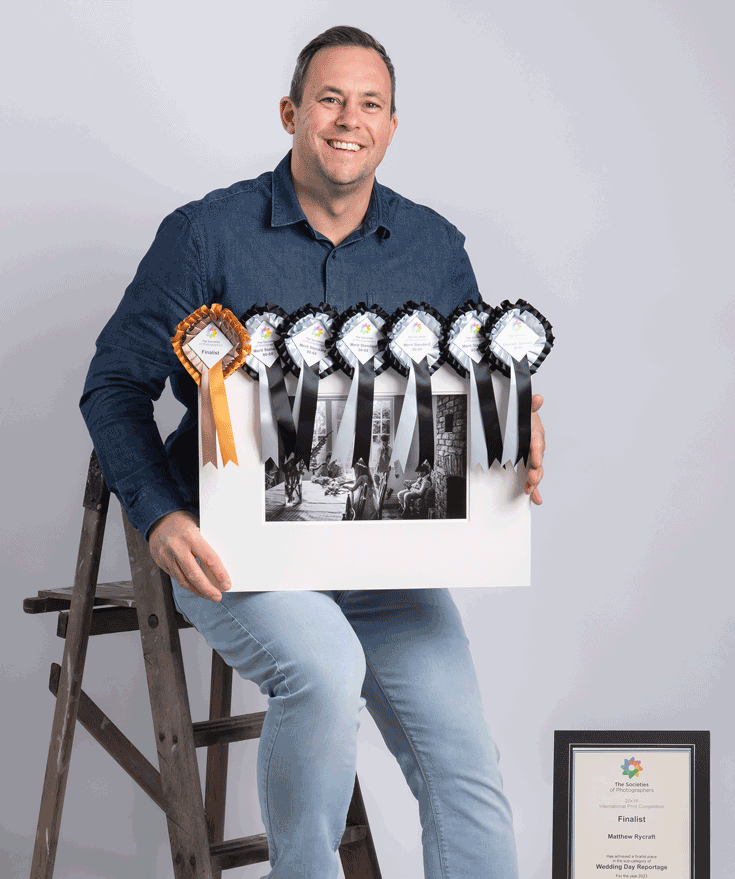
[
  {"x1": 281, "y1": 42, "x2": 397, "y2": 245},
  {"x1": 82, "y1": 25, "x2": 543, "y2": 879}
]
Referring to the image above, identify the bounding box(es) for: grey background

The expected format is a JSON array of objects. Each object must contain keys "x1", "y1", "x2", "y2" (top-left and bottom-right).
[{"x1": 2, "y1": 1, "x2": 733, "y2": 877}]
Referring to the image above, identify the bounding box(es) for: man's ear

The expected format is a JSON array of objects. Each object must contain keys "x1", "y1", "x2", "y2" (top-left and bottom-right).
[
  {"x1": 388, "y1": 113, "x2": 398, "y2": 145},
  {"x1": 280, "y1": 96, "x2": 296, "y2": 134}
]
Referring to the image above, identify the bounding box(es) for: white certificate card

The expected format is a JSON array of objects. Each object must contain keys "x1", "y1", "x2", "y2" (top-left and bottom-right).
[{"x1": 572, "y1": 748, "x2": 691, "y2": 878}]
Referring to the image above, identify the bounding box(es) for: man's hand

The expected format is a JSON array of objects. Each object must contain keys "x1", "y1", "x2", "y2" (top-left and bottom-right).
[
  {"x1": 525, "y1": 394, "x2": 546, "y2": 505},
  {"x1": 148, "y1": 510, "x2": 231, "y2": 602}
]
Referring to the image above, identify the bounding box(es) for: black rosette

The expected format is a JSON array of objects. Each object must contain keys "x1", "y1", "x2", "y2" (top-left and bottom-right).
[
  {"x1": 238, "y1": 303, "x2": 295, "y2": 467},
  {"x1": 485, "y1": 299, "x2": 554, "y2": 377},
  {"x1": 444, "y1": 299, "x2": 504, "y2": 469},
  {"x1": 277, "y1": 303, "x2": 339, "y2": 467},
  {"x1": 383, "y1": 301, "x2": 446, "y2": 469},
  {"x1": 484, "y1": 299, "x2": 554, "y2": 468},
  {"x1": 239, "y1": 302, "x2": 292, "y2": 380},
  {"x1": 382, "y1": 300, "x2": 446, "y2": 377},
  {"x1": 328, "y1": 303, "x2": 391, "y2": 468}
]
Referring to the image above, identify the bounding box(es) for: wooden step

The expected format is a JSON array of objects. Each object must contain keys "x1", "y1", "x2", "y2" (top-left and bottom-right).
[
  {"x1": 209, "y1": 825, "x2": 368, "y2": 871},
  {"x1": 193, "y1": 712, "x2": 266, "y2": 748},
  {"x1": 55, "y1": 605, "x2": 193, "y2": 638},
  {"x1": 25, "y1": 581, "x2": 136, "y2": 613}
]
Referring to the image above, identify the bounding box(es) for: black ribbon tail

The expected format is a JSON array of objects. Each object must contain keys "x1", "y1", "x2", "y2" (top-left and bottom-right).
[
  {"x1": 353, "y1": 360, "x2": 375, "y2": 466},
  {"x1": 266, "y1": 361, "x2": 296, "y2": 464},
  {"x1": 472, "y1": 360, "x2": 504, "y2": 467},
  {"x1": 295, "y1": 363, "x2": 320, "y2": 467},
  {"x1": 515, "y1": 354, "x2": 533, "y2": 467},
  {"x1": 414, "y1": 358, "x2": 434, "y2": 467}
]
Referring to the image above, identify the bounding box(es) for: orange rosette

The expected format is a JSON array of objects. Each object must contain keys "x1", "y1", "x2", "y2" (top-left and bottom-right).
[{"x1": 171, "y1": 304, "x2": 251, "y2": 468}]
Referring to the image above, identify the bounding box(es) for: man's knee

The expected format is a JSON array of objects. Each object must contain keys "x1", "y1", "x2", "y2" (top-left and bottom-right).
[{"x1": 272, "y1": 631, "x2": 366, "y2": 716}]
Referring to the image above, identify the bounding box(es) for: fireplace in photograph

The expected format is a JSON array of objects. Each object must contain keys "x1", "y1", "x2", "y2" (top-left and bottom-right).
[{"x1": 433, "y1": 395, "x2": 467, "y2": 519}]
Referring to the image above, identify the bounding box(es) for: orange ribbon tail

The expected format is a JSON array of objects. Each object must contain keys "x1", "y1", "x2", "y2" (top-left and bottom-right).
[{"x1": 209, "y1": 359, "x2": 238, "y2": 466}]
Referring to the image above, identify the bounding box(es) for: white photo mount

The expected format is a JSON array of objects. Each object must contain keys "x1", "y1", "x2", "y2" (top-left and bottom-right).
[{"x1": 199, "y1": 364, "x2": 531, "y2": 591}]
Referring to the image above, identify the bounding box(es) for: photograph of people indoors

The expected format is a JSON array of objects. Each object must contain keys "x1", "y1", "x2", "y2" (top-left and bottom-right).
[{"x1": 263, "y1": 393, "x2": 468, "y2": 522}]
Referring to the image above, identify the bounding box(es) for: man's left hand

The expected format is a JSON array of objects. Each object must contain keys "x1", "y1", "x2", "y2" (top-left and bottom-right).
[{"x1": 525, "y1": 394, "x2": 546, "y2": 505}]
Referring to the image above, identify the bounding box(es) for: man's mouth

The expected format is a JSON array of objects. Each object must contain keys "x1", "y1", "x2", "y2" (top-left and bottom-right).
[{"x1": 327, "y1": 140, "x2": 363, "y2": 152}]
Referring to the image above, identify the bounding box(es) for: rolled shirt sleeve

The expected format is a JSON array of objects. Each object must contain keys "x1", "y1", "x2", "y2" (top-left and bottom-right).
[{"x1": 80, "y1": 210, "x2": 204, "y2": 537}]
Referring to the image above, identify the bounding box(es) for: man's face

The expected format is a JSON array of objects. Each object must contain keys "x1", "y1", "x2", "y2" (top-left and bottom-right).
[{"x1": 281, "y1": 45, "x2": 397, "y2": 194}]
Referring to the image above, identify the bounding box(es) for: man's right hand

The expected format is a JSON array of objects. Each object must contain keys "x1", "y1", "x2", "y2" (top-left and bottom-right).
[{"x1": 148, "y1": 510, "x2": 231, "y2": 602}]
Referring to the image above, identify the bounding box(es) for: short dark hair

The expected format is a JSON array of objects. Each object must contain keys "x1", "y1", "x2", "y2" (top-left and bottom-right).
[{"x1": 290, "y1": 25, "x2": 396, "y2": 117}]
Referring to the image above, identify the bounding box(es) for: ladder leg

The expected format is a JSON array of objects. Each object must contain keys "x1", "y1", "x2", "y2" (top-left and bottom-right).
[
  {"x1": 31, "y1": 455, "x2": 109, "y2": 879},
  {"x1": 340, "y1": 777, "x2": 384, "y2": 879},
  {"x1": 123, "y1": 515, "x2": 213, "y2": 879},
  {"x1": 205, "y1": 651, "x2": 233, "y2": 879}
]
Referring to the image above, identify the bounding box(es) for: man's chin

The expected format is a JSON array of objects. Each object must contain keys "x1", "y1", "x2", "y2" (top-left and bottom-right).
[{"x1": 322, "y1": 168, "x2": 372, "y2": 191}]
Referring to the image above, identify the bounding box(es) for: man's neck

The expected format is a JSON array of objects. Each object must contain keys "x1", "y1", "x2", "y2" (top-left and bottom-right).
[{"x1": 291, "y1": 174, "x2": 374, "y2": 246}]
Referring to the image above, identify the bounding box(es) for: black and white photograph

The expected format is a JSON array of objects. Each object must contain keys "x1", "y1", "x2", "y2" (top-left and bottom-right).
[{"x1": 264, "y1": 393, "x2": 468, "y2": 522}]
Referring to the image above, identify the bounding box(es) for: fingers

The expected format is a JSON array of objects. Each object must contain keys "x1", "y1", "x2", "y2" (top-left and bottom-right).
[
  {"x1": 149, "y1": 510, "x2": 231, "y2": 602},
  {"x1": 529, "y1": 413, "x2": 546, "y2": 470},
  {"x1": 527, "y1": 394, "x2": 545, "y2": 504},
  {"x1": 524, "y1": 462, "x2": 543, "y2": 505}
]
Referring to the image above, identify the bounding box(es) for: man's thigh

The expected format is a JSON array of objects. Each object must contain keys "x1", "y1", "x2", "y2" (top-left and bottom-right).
[
  {"x1": 337, "y1": 589, "x2": 496, "y2": 760},
  {"x1": 173, "y1": 586, "x2": 365, "y2": 694}
]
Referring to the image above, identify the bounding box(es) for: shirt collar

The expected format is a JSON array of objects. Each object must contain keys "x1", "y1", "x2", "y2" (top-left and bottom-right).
[
  {"x1": 270, "y1": 151, "x2": 391, "y2": 239},
  {"x1": 270, "y1": 152, "x2": 306, "y2": 228}
]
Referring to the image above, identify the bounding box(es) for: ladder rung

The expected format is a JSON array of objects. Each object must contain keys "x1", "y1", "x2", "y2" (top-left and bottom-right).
[
  {"x1": 192, "y1": 712, "x2": 266, "y2": 748},
  {"x1": 35, "y1": 581, "x2": 136, "y2": 606},
  {"x1": 210, "y1": 833, "x2": 269, "y2": 870},
  {"x1": 209, "y1": 825, "x2": 368, "y2": 871},
  {"x1": 55, "y1": 605, "x2": 193, "y2": 638}
]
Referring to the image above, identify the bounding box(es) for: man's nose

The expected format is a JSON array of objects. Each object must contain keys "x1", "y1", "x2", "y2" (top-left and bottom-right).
[{"x1": 337, "y1": 99, "x2": 360, "y2": 129}]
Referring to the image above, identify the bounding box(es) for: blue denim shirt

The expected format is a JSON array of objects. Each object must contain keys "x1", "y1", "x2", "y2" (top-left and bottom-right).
[{"x1": 80, "y1": 152, "x2": 480, "y2": 537}]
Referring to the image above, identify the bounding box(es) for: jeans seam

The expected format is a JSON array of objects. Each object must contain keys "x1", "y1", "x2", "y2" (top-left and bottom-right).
[
  {"x1": 363, "y1": 656, "x2": 450, "y2": 879},
  {"x1": 216, "y1": 599, "x2": 291, "y2": 866}
]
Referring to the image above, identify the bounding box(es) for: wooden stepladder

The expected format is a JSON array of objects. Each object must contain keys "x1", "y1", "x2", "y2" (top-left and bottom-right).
[{"x1": 25, "y1": 452, "x2": 382, "y2": 879}]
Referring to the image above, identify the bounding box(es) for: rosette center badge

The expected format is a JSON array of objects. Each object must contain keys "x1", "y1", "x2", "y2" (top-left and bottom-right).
[
  {"x1": 292, "y1": 320, "x2": 330, "y2": 366},
  {"x1": 394, "y1": 318, "x2": 439, "y2": 364},
  {"x1": 188, "y1": 325, "x2": 235, "y2": 368},
  {"x1": 250, "y1": 320, "x2": 280, "y2": 368},
  {"x1": 342, "y1": 317, "x2": 381, "y2": 364},
  {"x1": 452, "y1": 319, "x2": 485, "y2": 365},
  {"x1": 493, "y1": 317, "x2": 541, "y2": 363}
]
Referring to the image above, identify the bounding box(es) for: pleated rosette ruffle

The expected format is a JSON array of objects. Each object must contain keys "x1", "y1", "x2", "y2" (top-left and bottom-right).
[
  {"x1": 485, "y1": 299, "x2": 554, "y2": 468},
  {"x1": 276, "y1": 303, "x2": 339, "y2": 468},
  {"x1": 171, "y1": 304, "x2": 250, "y2": 468},
  {"x1": 239, "y1": 303, "x2": 295, "y2": 468},
  {"x1": 444, "y1": 299, "x2": 504, "y2": 470},
  {"x1": 383, "y1": 302, "x2": 446, "y2": 470},
  {"x1": 328, "y1": 303, "x2": 390, "y2": 469}
]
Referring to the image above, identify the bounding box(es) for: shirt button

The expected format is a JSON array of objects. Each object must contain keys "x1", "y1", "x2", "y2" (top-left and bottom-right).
[{"x1": 332, "y1": 251, "x2": 337, "y2": 259}]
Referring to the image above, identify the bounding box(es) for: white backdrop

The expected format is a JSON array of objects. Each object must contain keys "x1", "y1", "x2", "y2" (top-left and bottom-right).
[{"x1": 2, "y1": 2, "x2": 733, "y2": 877}]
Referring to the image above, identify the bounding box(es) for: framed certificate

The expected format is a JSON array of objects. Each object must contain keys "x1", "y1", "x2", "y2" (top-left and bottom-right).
[{"x1": 552, "y1": 730, "x2": 709, "y2": 878}]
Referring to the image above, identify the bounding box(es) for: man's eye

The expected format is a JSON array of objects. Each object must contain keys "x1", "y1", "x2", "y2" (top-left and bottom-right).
[
  {"x1": 322, "y1": 97, "x2": 339, "y2": 104},
  {"x1": 365, "y1": 102, "x2": 380, "y2": 110}
]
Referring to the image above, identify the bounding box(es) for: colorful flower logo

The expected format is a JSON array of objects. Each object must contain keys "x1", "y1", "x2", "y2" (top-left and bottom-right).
[
  {"x1": 470, "y1": 321, "x2": 481, "y2": 334},
  {"x1": 361, "y1": 322, "x2": 372, "y2": 334},
  {"x1": 206, "y1": 326, "x2": 218, "y2": 339},
  {"x1": 512, "y1": 320, "x2": 523, "y2": 332},
  {"x1": 621, "y1": 758, "x2": 643, "y2": 778},
  {"x1": 259, "y1": 326, "x2": 272, "y2": 340},
  {"x1": 412, "y1": 320, "x2": 423, "y2": 333},
  {"x1": 312, "y1": 326, "x2": 325, "y2": 339}
]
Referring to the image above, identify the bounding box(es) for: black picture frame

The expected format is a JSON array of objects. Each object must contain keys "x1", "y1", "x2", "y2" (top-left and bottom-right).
[{"x1": 552, "y1": 730, "x2": 710, "y2": 878}]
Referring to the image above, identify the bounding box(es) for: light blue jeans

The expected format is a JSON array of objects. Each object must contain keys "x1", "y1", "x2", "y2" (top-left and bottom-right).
[{"x1": 172, "y1": 586, "x2": 518, "y2": 879}]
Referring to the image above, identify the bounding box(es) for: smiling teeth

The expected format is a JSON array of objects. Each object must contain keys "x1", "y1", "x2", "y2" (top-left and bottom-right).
[{"x1": 330, "y1": 141, "x2": 361, "y2": 151}]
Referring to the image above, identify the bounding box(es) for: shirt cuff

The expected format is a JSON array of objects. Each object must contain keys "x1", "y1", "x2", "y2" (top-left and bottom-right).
[{"x1": 114, "y1": 470, "x2": 197, "y2": 540}]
